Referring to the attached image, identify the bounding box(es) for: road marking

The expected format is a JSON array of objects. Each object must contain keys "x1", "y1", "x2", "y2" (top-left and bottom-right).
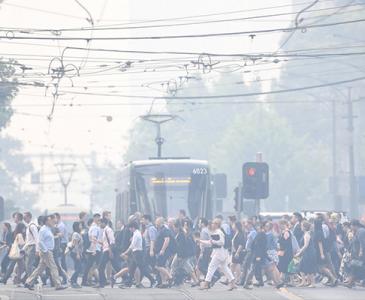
[
  {"x1": 277, "y1": 287, "x2": 305, "y2": 300},
  {"x1": 0, "y1": 295, "x2": 10, "y2": 300},
  {"x1": 42, "y1": 294, "x2": 102, "y2": 298}
]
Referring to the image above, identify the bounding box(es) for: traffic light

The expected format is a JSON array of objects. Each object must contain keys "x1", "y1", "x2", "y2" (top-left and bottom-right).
[{"x1": 242, "y1": 162, "x2": 269, "y2": 199}]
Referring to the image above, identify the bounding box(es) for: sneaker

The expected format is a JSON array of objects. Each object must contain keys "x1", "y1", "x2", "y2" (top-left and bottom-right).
[
  {"x1": 55, "y1": 285, "x2": 68, "y2": 291},
  {"x1": 253, "y1": 282, "x2": 264, "y2": 287},
  {"x1": 24, "y1": 283, "x2": 35, "y2": 290},
  {"x1": 71, "y1": 283, "x2": 82, "y2": 289}
]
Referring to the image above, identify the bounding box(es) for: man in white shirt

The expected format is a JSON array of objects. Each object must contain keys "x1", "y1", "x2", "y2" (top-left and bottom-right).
[
  {"x1": 122, "y1": 221, "x2": 155, "y2": 288},
  {"x1": 81, "y1": 213, "x2": 102, "y2": 286},
  {"x1": 23, "y1": 212, "x2": 39, "y2": 282},
  {"x1": 96, "y1": 218, "x2": 115, "y2": 288}
]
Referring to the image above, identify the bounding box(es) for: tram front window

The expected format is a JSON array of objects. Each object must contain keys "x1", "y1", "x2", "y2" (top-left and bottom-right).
[{"x1": 134, "y1": 163, "x2": 208, "y2": 219}]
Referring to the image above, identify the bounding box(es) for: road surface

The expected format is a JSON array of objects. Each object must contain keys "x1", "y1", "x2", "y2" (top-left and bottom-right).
[{"x1": 0, "y1": 285, "x2": 364, "y2": 300}]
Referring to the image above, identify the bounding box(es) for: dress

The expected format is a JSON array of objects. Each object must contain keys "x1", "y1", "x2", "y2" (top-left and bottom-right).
[
  {"x1": 299, "y1": 232, "x2": 317, "y2": 274},
  {"x1": 278, "y1": 230, "x2": 293, "y2": 274},
  {"x1": 232, "y1": 232, "x2": 246, "y2": 264}
]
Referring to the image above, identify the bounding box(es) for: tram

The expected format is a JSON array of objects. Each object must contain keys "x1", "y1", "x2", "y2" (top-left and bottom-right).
[{"x1": 115, "y1": 158, "x2": 213, "y2": 223}]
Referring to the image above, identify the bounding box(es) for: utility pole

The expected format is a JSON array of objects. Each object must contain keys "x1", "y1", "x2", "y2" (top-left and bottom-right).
[
  {"x1": 332, "y1": 100, "x2": 340, "y2": 211},
  {"x1": 346, "y1": 88, "x2": 358, "y2": 218}
]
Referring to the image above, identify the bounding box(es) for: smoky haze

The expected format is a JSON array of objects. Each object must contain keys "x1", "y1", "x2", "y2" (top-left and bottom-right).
[{"x1": 0, "y1": 0, "x2": 364, "y2": 219}]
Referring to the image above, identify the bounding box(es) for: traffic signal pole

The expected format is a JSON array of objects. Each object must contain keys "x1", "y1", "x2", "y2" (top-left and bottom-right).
[{"x1": 255, "y1": 152, "x2": 262, "y2": 216}]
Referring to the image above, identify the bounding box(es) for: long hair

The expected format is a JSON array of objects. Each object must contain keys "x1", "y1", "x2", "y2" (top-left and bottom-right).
[
  {"x1": 13, "y1": 222, "x2": 26, "y2": 239},
  {"x1": 73, "y1": 221, "x2": 81, "y2": 233}
]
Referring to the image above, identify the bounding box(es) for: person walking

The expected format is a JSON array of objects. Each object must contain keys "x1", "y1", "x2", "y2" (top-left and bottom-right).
[
  {"x1": 24, "y1": 215, "x2": 67, "y2": 290},
  {"x1": 277, "y1": 220, "x2": 293, "y2": 284},
  {"x1": 154, "y1": 217, "x2": 174, "y2": 288},
  {"x1": 295, "y1": 221, "x2": 317, "y2": 287},
  {"x1": 1, "y1": 223, "x2": 26, "y2": 285},
  {"x1": 231, "y1": 221, "x2": 246, "y2": 284},
  {"x1": 313, "y1": 217, "x2": 337, "y2": 286},
  {"x1": 54, "y1": 213, "x2": 68, "y2": 273},
  {"x1": 121, "y1": 221, "x2": 155, "y2": 288},
  {"x1": 70, "y1": 222, "x2": 83, "y2": 288},
  {"x1": 81, "y1": 213, "x2": 102, "y2": 287},
  {"x1": 141, "y1": 214, "x2": 157, "y2": 281},
  {"x1": 23, "y1": 212, "x2": 39, "y2": 283},
  {"x1": 0, "y1": 223, "x2": 13, "y2": 279},
  {"x1": 95, "y1": 218, "x2": 116, "y2": 288},
  {"x1": 199, "y1": 218, "x2": 236, "y2": 291}
]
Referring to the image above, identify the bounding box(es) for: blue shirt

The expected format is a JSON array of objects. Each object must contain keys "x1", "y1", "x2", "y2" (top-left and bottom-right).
[
  {"x1": 38, "y1": 225, "x2": 55, "y2": 253},
  {"x1": 57, "y1": 221, "x2": 68, "y2": 244},
  {"x1": 143, "y1": 223, "x2": 157, "y2": 248},
  {"x1": 89, "y1": 223, "x2": 102, "y2": 252}
]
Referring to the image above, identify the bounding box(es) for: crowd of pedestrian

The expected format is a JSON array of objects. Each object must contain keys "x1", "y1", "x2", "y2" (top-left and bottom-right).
[{"x1": 0, "y1": 209, "x2": 364, "y2": 291}]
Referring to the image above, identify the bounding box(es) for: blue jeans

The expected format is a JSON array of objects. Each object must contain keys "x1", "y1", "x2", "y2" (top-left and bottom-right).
[{"x1": 70, "y1": 252, "x2": 82, "y2": 284}]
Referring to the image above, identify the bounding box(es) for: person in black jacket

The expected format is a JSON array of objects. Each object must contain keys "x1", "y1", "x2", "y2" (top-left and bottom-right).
[
  {"x1": 170, "y1": 220, "x2": 199, "y2": 287},
  {"x1": 292, "y1": 213, "x2": 304, "y2": 247},
  {"x1": 244, "y1": 224, "x2": 267, "y2": 288}
]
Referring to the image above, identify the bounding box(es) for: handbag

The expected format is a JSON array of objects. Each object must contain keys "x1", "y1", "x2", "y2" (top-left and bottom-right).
[
  {"x1": 8, "y1": 240, "x2": 22, "y2": 260},
  {"x1": 287, "y1": 257, "x2": 301, "y2": 274}
]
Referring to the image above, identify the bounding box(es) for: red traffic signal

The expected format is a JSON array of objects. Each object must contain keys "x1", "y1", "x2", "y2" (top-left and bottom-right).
[
  {"x1": 242, "y1": 162, "x2": 269, "y2": 199},
  {"x1": 247, "y1": 167, "x2": 256, "y2": 177}
]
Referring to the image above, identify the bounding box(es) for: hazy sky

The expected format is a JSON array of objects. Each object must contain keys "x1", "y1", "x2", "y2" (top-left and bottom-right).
[{"x1": 0, "y1": 0, "x2": 292, "y2": 209}]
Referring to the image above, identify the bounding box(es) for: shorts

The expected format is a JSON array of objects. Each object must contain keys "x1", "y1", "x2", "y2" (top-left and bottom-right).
[{"x1": 156, "y1": 253, "x2": 170, "y2": 267}]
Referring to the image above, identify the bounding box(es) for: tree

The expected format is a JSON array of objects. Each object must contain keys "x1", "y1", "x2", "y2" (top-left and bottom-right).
[{"x1": 0, "y1": 58, "x2": 34, "y2": 217}]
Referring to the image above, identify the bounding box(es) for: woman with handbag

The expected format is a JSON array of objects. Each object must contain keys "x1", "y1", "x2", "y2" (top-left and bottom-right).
[
  {"x1": 295, "y1": 221, "x2": 317, "y2": 287},
  {"x1": 1, "y1": 223, "x2": 26, "y2": 285}
]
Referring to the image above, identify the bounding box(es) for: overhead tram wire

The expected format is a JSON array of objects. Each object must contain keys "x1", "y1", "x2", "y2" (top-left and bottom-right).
[
  {"x1": 2, "y1": 2, "x2": 363, "y2": 33},
  {"x1": 53, "y1": 75, "x2": 365, "y2": 100},
  {"x1": 0, "y1": 0, "x2": 339, "y2": 30},
  {"x1": 1, "y1": 17, "x2": 365, "y2": 41}
]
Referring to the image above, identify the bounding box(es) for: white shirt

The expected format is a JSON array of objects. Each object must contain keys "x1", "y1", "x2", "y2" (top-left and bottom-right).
[
  {"x1": 210, "y1": 229, "x2": 229, "y2": 260},
  {"x1": 25, "y1": 222, "x2": 39, "y2": 249},
  {"x1": 129, "y1": 230, "x2": 143, "y2": 252},
  {"x1": 88, "y1": 223, "x2": 102, "y2": 252},
  {"x1": 102, "y1": 226, "x2": 115, "y2": 252}
]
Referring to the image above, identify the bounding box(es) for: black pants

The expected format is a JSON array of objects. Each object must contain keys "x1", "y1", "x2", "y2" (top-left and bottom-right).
[
  {"x1": 98, "y1": 251, "x2": 121, "y2": 287},
  {"x1": 60, "y1": 244, "x2": 67, "y2": 272},
  {"x1": 130, "y1": 250, "x2": 154, "y2": 284},
  {"x1": 82, "y1": 251, "x2": 101, "y2": 285}
]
